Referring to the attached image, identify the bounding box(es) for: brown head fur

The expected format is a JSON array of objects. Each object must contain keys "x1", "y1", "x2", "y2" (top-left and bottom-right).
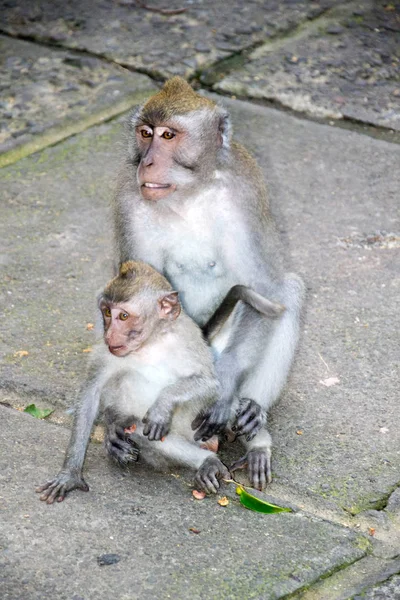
[
  {"x1": 140, "y1": 77, "x2": 216, "y2": 124},
  {"x1": 103, "y1": 261, "x2": 172, "y2": 304}
]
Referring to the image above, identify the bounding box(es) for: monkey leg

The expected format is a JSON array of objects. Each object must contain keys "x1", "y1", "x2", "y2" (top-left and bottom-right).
[
  {"x1": 136, "y1": 433, "x2": 229, "y2": 493},
  {"x1": 234, "y1": 274, "x2": 305, "y2": 440},
  {"x1": 104, "y1": 419, "x2": 140, "y2": 467},
  {"x1": 230, "y1": 429, "x2": 272, "y2": 491}
]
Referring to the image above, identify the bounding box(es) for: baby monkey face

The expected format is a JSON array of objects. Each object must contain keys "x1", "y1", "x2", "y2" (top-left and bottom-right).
[{"x1": 100, "y1": 302, "x2": 145, "y2": 356}]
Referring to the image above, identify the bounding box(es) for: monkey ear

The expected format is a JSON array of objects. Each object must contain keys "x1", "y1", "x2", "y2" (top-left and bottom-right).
[
  {"x1": 217, "y1": 107, "x2": 232, "y2": 151},
  {"x1": 158, "y1": 292, "x2": 181, "y2": 320}
]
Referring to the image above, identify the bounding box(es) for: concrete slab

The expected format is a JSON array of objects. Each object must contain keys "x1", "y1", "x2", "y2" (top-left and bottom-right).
[
  {"x1": 215, "y1": 1, "x2": 400, "y2": 131},
  {"x1": 0, "y1": 35, "x2": 157, "y2": 167},
  {"x1": 0, "y1": 94, "x2": 399, "y2": 518},
  {"x1": 0, "y1": 0, "x2": 340, "y2": 78},
  {"x1": 353, "y1": 574, "x2": 400, "y2": 599},
  {"x1": 0, "y1": 405, "x2": 368, "y2": 600}
]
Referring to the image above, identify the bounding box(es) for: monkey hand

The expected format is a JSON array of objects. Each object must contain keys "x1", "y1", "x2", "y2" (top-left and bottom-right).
[
  {"x1": 142, "y1": 405, "x2": 172, "y2": 442},
  {"x1": 105, "y1": 422, "x2": 140, "y2": 467},
  {"x1": 191, "y1": 401, "x2": 231, "y2": 442},
  {"x1": 36, "y1": 469, "x2": 89, "y2": 504},
  {"x1": 194, "y1": 456, "x2": 230, "y2": 494},
  {"x1": 232, "y1": 398, "x2": 267, "y2": 442},
  {"x1": 230, "y1": 447, "x2": 272, "y2": 491}
]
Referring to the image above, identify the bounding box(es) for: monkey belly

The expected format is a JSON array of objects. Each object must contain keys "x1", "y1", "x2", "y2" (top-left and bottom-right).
[{"x1": 100, "y1": 367, "x2": 176, "y2": 421}]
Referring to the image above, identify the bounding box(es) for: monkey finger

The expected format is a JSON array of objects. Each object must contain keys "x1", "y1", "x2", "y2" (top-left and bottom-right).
[
  {"x1": 249, "y1": 453, "x2": 261, "y2": 491},
  {"x1": 197, "y1": 474, "x2": 218, "y2": 494},
  {"x1": 41, "y1": 484, "x2": 62, "y2": 504},
  {"x1": 35, "y1": 480, "x2": 53, "y2": 493},
  {"x1": 206, "y1": 474, "x2": 220, "y2": 494},
  {"x1": 235, "y1": 418, "x2": 262, "y2": 439},
  {"x1": 248, "y1": 450, "x2": 271, "y2": 490}
]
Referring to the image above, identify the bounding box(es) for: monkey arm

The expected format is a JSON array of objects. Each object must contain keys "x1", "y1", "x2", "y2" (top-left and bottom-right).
[
  {"x1": 36, "y1": 376, "x2": 102, "y2": 503},
  {"x1": 142, "y1": 374, "x2": 219, "y2": 442}
]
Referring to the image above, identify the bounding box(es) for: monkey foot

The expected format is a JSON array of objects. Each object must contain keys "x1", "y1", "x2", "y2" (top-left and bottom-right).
[
  {"x1": 194, "y1": 456, "x2": 230, "y2": 494},
  {"x1": 230, "y1": 448, "x2": 272, "y2": 491},
  {"x1": 232, "y1": 398, "x2": 267, "y2": 442}
]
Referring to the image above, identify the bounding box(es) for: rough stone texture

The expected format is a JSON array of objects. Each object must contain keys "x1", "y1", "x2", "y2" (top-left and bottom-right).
[
  {"x1": 1, "y1": 96, "x2": 399, "y2": 519},
  {"x1": 0, "y1": 405, "x2": 368, "y2": 600},
  {"x1": 354, "y1": 574, "x2": 400, "y2": 599},
  {"x1": 0, "y1": 0, "x2": 341, "y2": 78},
  {"x1": 0, "y1": 120, "x2": 120, "y2": 403},
  {"x1": 298, "y1": 555, "x2": 400, "y2": 600},
  {"x1": 215, "y1": 1, "x2": 400, "y2": 131},
  {"x1": 0, "y1": 35, "x2": 157, "y2": 165},
  {"x1": 220, "y1": 98, "x2": 400, "y2": 515}
]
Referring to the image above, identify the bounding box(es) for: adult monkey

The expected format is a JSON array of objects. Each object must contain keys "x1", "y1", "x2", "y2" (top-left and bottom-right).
[{"x1": 111, "y1": 77, "x2": 304, "y2": 488}]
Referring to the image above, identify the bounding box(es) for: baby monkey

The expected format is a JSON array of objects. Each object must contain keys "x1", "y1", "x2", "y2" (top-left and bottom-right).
[
  {"x1": 37, "y1": 262, "x2": 285, "y2": 503},
  {"x1": 37, "y1": 261, "x2": 230, "y2": 503}
]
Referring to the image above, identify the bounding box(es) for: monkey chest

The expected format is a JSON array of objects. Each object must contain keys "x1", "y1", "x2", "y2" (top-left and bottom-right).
[
  {"x1": 134, "y1": 199, "x2": 236, "y2": 324},
  {"x1": 164, "y1": 244, "x2": 233, "y2": 325},
  {"x1": 102, "y1": 361, "x2": 177, "y2": 419}
]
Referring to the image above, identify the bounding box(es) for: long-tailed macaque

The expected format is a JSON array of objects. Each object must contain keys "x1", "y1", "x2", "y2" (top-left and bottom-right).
[
  {"x1": 111, "y1": 77, "x2": 305, "y2": 488},
  {"x1": 37, "y1": 261, "x2": 229, "y2": 503}
]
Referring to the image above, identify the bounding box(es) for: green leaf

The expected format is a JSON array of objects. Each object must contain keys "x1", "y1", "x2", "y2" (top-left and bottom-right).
[
  {"x1": 236, "y1": 486, "x2": 292, "y2": 514},
  {"x1": 24, "y1": 404, "x2": 54, "y2": 419}
]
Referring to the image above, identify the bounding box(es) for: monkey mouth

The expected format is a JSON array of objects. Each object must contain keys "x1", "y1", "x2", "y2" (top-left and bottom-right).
[
  {"x1": 143, "y1": 182, "x2": 170, "y2": 189},
  {"x1": 108, "y1": 345, "x2": 128, "y2": 356},
  {"x1": 141, "y1": 182, "x2": 176, "y2": 201}
]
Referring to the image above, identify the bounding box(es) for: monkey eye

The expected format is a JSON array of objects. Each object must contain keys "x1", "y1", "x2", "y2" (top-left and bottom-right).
[
  {"x1": 103, "y1": 307, "x2": 111, "y2": 318},
  {"x1": 141, "y1": 129, "x2": 152, "y2": 139},
  {"x1": 162, "y1": 131, "x2": 175, "y2": 140},
  {"x1": 119, "y1": 312, "x2": 129, "y2": 321}
]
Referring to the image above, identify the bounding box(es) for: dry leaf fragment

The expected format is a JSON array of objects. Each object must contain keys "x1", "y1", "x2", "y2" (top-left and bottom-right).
[
  {"x1": 368, "y1": 527, "x2": 376, "y2": 536},
  {"x1": 218, "y1": 496, "x2": 229, "y2": 507},
  {"x1": 189, "y1": 527, "x2": 201, "y2": 534},
  {"x1": 82, "y1": 347, "x2": 92, "y2": 353},
  {"x1": 192, "y1": 490, "x2": 206, "y2": 500},
  {"x1": 14, "y1": 350, "x2": 29, "y2": 357},
  {"x1": 296, "y1": 429, "x2": 304, "y2": 435},
  {"x1": 86, "y1": 323, "x2": 94, "y2": 330},
  {"x1": 320, "y1": 377, "x2": 340, "y2": 387}
]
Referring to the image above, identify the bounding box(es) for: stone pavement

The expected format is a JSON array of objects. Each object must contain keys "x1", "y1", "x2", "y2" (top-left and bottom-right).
[{"x1": 0, "y1": 2, "x2": 399, "y2": 599}]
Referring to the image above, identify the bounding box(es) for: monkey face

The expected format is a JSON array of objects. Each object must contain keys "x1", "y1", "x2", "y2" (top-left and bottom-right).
[
  {"x1": 136, "y1": 123, "x2": 190, "y2": 201},
  {"x1": 100, "y1": 302, "x2": 146, "y2": 356}
]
